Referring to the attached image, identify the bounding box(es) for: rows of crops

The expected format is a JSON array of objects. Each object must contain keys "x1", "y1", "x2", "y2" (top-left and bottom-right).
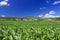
[{"x1": 0, "y1": 21, "x2": 60, "y2": 40}]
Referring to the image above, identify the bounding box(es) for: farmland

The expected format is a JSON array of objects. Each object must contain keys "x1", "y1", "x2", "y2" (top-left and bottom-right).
[{"x1": 0, "y1": 20, "x2": 60, "y2": 40}]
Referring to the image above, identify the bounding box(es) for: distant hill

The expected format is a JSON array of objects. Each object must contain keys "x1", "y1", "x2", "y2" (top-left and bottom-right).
[{"x1": 0, "y1": 16, "x2": 60, "y2": 21}]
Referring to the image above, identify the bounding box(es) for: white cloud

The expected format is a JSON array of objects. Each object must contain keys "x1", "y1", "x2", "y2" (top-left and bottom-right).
[
  {"x1": 40, "y1": 7, "x2": 46, "y2": 10},
  {"x1": 44, "y1": 14, "x2": 59, "y2": 18},
  {"x1": 44, "y1": 11, "x2": 59, "y2": 18},
  {"x1": 49, "y1": 11, "x2": 56, "y2": 14},
  {"x1": 53, "y1": 1, "x2": 60, "y2": 5},
  {"x1": 0, "y1": 0, "x2": 10, "y2": 6},
  {"x1": 44, "y1": 14, "x2": 52, "y2": 18},
  {"x1": 4, "y1": 0, "x2": 8, "y2": 1},
  {"x1": 38, "y1": 15, "x2": 43, "y2": 17},
  {"x1": 45, "y1": 13, "x2": 49, "y2": 16},
  {"x1": 38, "y1": 11, "x2": 60, "y2": 18},
  {"x1": 1, "y1": 15, "x2": 6, "y2": 17}
]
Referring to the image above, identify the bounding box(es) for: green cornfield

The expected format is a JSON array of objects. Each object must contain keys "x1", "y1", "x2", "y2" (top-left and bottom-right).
[{"x1": 0, "y1": 20, "x2": 60, "y2": 40}]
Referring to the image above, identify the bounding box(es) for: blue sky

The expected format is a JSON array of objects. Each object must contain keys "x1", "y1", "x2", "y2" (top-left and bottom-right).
[{"x1": 0, "y1": 0, "x2": 60, "y2": 17}]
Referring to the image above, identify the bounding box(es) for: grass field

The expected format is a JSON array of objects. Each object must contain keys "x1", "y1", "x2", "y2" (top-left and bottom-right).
[{"x1": 0, "y1": 20, "x2": 60, "y2": 40}]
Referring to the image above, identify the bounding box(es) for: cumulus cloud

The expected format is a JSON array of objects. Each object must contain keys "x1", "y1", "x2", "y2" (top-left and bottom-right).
[
  {"x1": 44, "y1": 14, "x2": 53, "y2": 18},
  {"x1": 4, "y1": 0, "x2": 8, "y2": 1},
  {"x1": 49, "y1": 11, "x2": 56, "y2": 14},
  {"x1": 38, "y1": 15, "x2": 43, "y2": 17},
  {"x1": 0, "y1": 0, "x2": 10, "y2": 6},
  {"x1": 38, "y1": 11, "x2": 59, "y2": 18},
  {"x1": 45, "y1": 13, "x2": 49, "y2": 16},
  {"x1": 44, "y1": 14, "x2": 59, "y2": 18},
  {"x1": 44, "y1": 11, "x2": 59, "y2": 18},
  {"x1": 53, "y1": 1, "x2": 60, "y2": 5},
  {"x1": 1, "y1": 15, "x2": 6, "y2": 17}
]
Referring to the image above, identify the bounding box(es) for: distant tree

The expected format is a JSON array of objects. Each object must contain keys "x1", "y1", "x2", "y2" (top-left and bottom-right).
[
  {"x1": 37, "y1": 18, "x2": 43, "y2": 21},
  {"x1": 55, "y1": 17, "x2": 60, "y2": 21},
  {"x1": 20, "y1": 18, "x2": 23, "y2": 21}
]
